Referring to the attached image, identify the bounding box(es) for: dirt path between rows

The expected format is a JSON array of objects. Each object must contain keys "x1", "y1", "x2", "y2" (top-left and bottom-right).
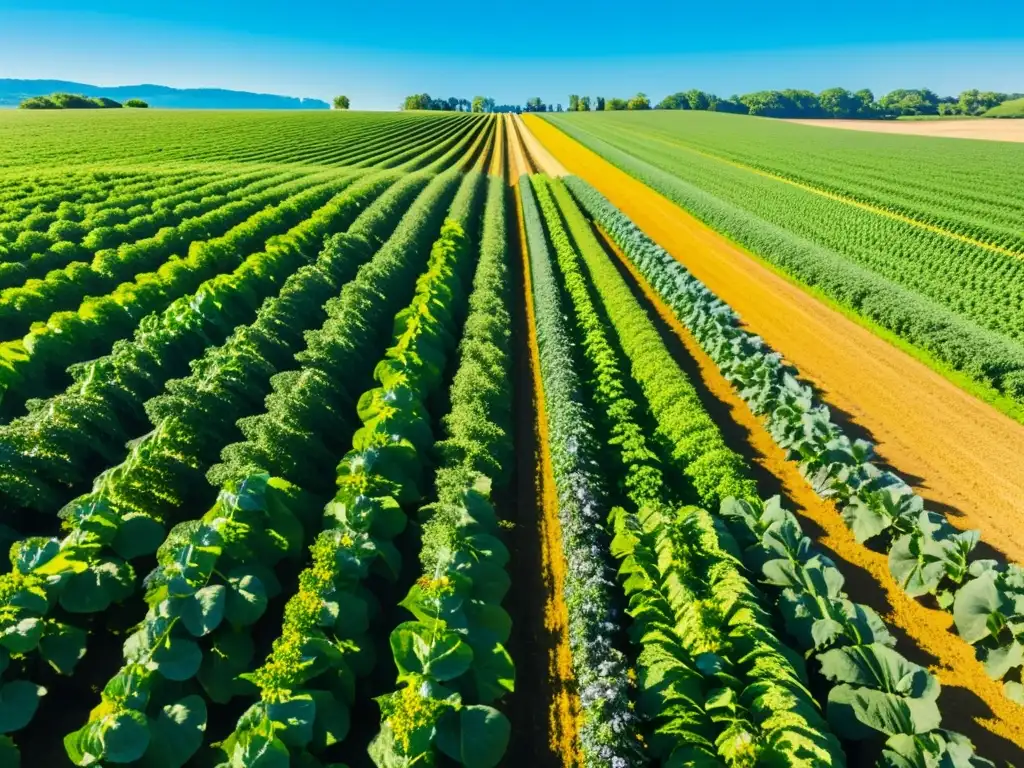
[
  {"x1": 522, "y1": 114, "x2": 1024, "y2": 570},
  {"x1": 512, "y1": 114, "x2": 567, "y2": 176},
  {"x1": 503, "y1": 113, "x2": 582, "y2": 765},
  {"x1": 784, "y1": 117, "x2": 1024, "y2": 143},
  {"x1": 597, "y1": 226, "x2": 1024, "y2": 759}
]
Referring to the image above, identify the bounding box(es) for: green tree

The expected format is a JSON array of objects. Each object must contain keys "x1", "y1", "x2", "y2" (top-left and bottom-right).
[
  {"x1": 471, "y1": 95, "x2": 486, "y2": 113},
  {"x1": 18, "y1": 96, "x2": 58, "y2": 109},
  {"x1": 685, "y1": 89, "x2": 711, "y2": 110},
  {"x1": 401, "y1": 93, "x2": 432, "y2": 110},
  {"x1": 854, "y1": 89, "x2": 876, "y2": 116},
  {"x1": 595, "y1": 96, "x2": 605, "y2": 110},
  {"x1": 780, "y1": 89, "x2": 820, "y2": 115},
  {"x1": 657, "y1": 92, "x2": 690, "y2": 110},
  {"x1": 818, "y1": 87, "x2": 857, "y2": 117},
  {"x1": 123, "y1": 99, "x2": 149, "y2": 108},
  {"x1": 568, "y1": 94, "x2": 580, "y2": 111},
  {"x1": 525, "y1": 97, "x2": 544, "y2": 112},
  {"x1": 332, "y1": 95, "x2": 350, "y2": 110},
  {"x1": 605, "y1": 97, "x2": 628, "y2": 110},
  {"x1": 580, "y1": 96, "x2": 592, "y2": 111},
  {"x1": 627, "y1": 92, "x2": 651, "y2": 110}
]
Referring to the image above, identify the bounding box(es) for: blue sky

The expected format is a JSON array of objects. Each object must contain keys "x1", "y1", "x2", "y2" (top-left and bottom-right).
[{"x1": 1, "y1": 1, "x2": 1022, "y2": 109}]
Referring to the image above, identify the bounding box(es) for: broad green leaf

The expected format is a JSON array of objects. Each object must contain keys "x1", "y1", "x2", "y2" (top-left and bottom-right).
[
  {"x1": 953, "y1": 573, "x2": 1004, "y2": 643},
  {"x1": 180, "y1": 585, "x2": 226, "y2": 637},
  {"x1": 267, "y1": 694, "x2": 315, "y2": 748},
  {"x1": 309, "y1": 690, "x2": 350, "y2": 751},
  {"x1": 224, "y1": 571, "x2": 268, "y2": 627},
  {"x1": 40, "y1": 623, "x2": 88, "y2": 674},
  {"x1": 0, "y1": 681, "x2": 45, "y2": 734},
  {"x1": 817, "y1": 643, "x2": 938, "y2": 701},
  {"x1": 0, "y1": 617, "x2": 43, "y2": 654},
  {"x1": 96, "y1": 710, "x2": 152, "y2": 763},
  {"x1": 468, "y1": 641, "x2": 514, "y2": 704},
  {"x1": 435, "y1": 705, "x2": 510, "y2": 768},
  {"x1": 60, "y1": 559, "x2": 134, "y2": 613},
  {"x1": 152, "y1": 636, "x2": 202, "y2": 681},
  {"x1": 982, "y1": 640, "x2": 1024, "y2": 680},
  {"x1": 140, "y1": 695, "x2": 207, "y2": 768},
  {"x1": 10, "y1": 537, "x2": 61, "y2": 574},
  {"x1": 827, "y1": 686, "x2": 940, "y2": 739},
  {"x1": 111, "y1": 515, "x2": 167, "y2": 560},
  {"x1": 391, "y1": 622, "x2": 473, "y2": 681}
]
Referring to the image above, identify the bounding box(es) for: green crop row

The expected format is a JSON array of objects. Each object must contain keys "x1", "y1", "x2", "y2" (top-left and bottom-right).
[
  {"x1": 555, "y1": 174, "x2": 1008, "y2": 764},
  {"x1": 534, "y1": 173, "x2": 845, "y2": 767},
  {"x1": 565, "y1": 175, "x2": 1024, "y2": 708},
  {"x1": 544, "y1": 115, "x2": 1024, "y2": 405},
  {"x1": 519, "y1": 175, "x2": 645, "y2": 767},
  {"x1": 371, "y1": 176, "x2": 515, "y2": 768},
  {"x1": 216, "y1": 171, "x2": 479, "y2": 767}
]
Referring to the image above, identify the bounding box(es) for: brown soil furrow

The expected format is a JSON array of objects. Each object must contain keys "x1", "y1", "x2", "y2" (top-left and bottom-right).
[
  {"x1": 596, "y1": 225, "x2": 1024, "y2": 760},
  {"x1": 512, "y1": 114, "x2": 568, "y2": 176},
  {"x1": 504, "y1": 116, "x2": 582, "y2": 764},
  {"x1": 521, "y1": 114, "x2": 1024, "y2": 569},
  {"x1": 506, "y1": 114, "x2": 533, "y2": 178}
]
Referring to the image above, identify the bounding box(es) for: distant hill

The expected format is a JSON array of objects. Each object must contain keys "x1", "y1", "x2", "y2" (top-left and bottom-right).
[
  {"x1": 985, "y1": 97, "x2": 1024, "y2": 118},
  {"x1": 0, "y1": 79, "x2": 329, "y2": 109}
]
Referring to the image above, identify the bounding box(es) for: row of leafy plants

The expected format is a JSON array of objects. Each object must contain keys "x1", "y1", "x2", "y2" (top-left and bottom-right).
[
  {"x1": 547, "y1": 173, "x2": 1007, "y2": 766},
  {"x1": 3, "y1": 168, "x2": 471, "y2": 765},
  {"x1": 0, "y1": 167, "x2": 225, "y2": 257},
  {"x1": 370, "y1": 175, "x2": 515, "y2": 768},
  {"x1": 0, "y1": 170, "x2": 350, "y2": 342},
  {"x1": 214, "y1": 170, "x2": 481, "y2": 767},
  {"x1": 0, "y1": 170, "x2": 448, "y2": 762},
  {"x1": 534, "y1": 173, "x2": 847, "y2": 767},
  {"x1": 0, "y1": 172, "x2": 365, "y2": 421},
  {"x1": 545, "y1": 120, "x2": 1024, "y2": 405},
  {"x1": 519, "y1": 175, "x2": 645, "y2": 766},
  {"x1": 0, "y1": 172, "x2": 417, "y2": 516},
  {"x1": 0, "y1": 167, "x2": 181, "y2": 224},
  {"x1": 563, "y1": 175, "x2": 1024, "y2": 707},
  {"x1": 0, "y1": 169, "x2": 289, "y2": 287}
]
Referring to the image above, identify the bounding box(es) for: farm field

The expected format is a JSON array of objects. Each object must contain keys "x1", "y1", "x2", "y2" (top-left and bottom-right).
[
  {"x1": 0, "y1": 107, "x2": 1021, "y2": 768},
  {"x1": 539, "y1": 110, "x2": 1024, "y2": 415},
  {"x1": 783, "y1": 117, "x2": 1024, "y2": 143}
]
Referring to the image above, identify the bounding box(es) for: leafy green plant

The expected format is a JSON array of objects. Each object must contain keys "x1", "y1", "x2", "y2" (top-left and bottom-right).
[
  {"x1": 520, "y1": 175, "x2": 644, "y2": 766},
  {"x1": 218, "y1": 182, "x2": 477, "y2": 766},
  {"x1": 371, "y1": 177, "x2": 514, "y2": 768},
  {"x1": 564, "y1": 175, "x2": 1024, "y2": 704},
  {"x1": 721, "y1": 495, "x2": 995, "y2": 766}
]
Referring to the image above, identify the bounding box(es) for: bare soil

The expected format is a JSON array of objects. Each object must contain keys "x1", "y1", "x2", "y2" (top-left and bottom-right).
[{"x1": 784, "y1": 117, "x2": 1024, "y2": 143}]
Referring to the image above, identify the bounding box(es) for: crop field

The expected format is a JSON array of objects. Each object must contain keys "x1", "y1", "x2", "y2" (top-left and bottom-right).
[
  {"x1": 540, "y1": 110, "x2": 1024, "y2": 411},
  {"x1": 0, "y1": 109, "x2": 1021, "y2": 768}
]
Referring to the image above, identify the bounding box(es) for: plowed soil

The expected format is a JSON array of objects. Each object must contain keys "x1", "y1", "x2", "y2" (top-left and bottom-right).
[
  {"x1": 522, "y1": 114, "x2": 1024, "y2": 568},
  {"x1": 784, "y1": 117, "x2": 1024, "y2": 143}
]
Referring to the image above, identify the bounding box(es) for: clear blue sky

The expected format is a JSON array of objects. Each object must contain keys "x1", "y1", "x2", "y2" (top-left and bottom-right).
[{"x1": 1, "y1": 1, "x2": 1022, "y2": 109}]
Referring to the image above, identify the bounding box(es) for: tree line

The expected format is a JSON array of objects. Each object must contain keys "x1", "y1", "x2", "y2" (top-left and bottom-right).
[
  {"x1": 400, "y1": 94, "x2": 542, "y2": 113},
  {"x1": 563, "y1": 88, "x2": 1022, "y2": 118},
  {"x1": 19, "y1": 93, "x2": 149, "y2": 109},
  {"x1": 401, "y1": 88, "x2": 1021, "y2": 119}
]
